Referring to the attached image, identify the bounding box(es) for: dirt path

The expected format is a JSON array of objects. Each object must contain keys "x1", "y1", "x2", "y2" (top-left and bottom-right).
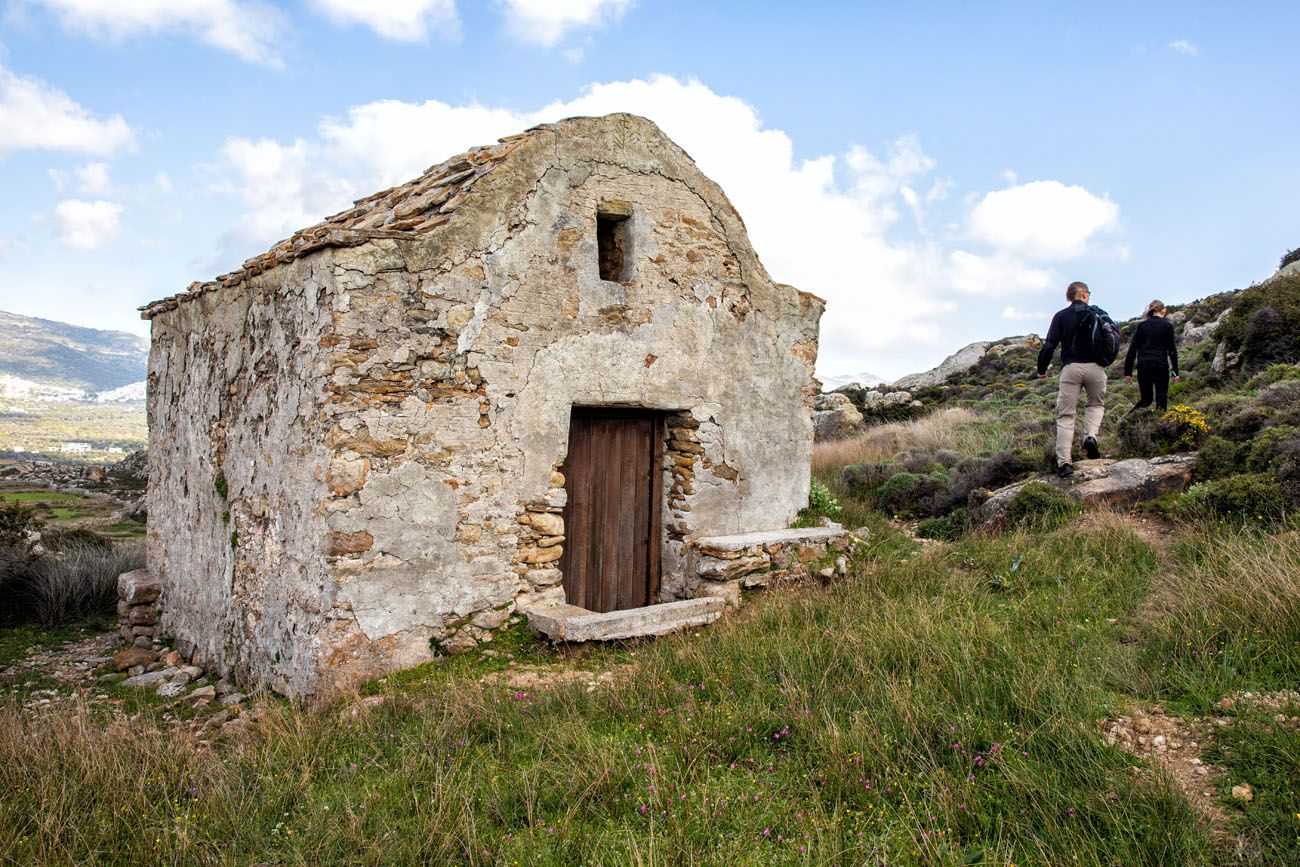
[{"x1": 1098, "y1": 706, "x2": 1240, "y2": 849}]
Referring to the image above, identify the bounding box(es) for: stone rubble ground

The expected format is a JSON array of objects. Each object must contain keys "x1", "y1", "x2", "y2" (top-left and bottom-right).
[
  {"x1": 1099, "y1": 691, "x2": 1300, "y2": 850},
  {"x1": 2, "y1": 630, "x2": 269, "y2": 741}
]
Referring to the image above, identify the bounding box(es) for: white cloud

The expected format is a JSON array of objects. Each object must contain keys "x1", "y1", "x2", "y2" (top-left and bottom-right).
[
  {"x1": 154, "y1": 170, "x2": 175, "y2": 194},
  {"x1": 213, "y1": 76, "x2": 1118, "y2": 376},
  {"x1": 0, "y1": 66, "x2": 134, "y2": 158},
  {"x1": 75, "y1": 162, "x2": 111, "y2": 194},
  {"x1": 498, "y1": 0, "x2": 631, "y2": 47},
  {"x1": 216, "y1": 137, "x2": 354, "y2": 251},
  {"x1": 969, "y1": 180, "x2": 1119, "y2": 260},
  {"x1": 29, "y1": 0, "x2": 286, "y2": 66},
  {"x1": 1001, "y1": 305, "x2": 1050, "y2": 321},
  {"x1": 948, "y1": 250, "x2": 1056, "y2": 296},
  {"x1": 54, "y1": 199, "x2": 123, "y2": 249},
  {"x1": 1169, "y1": 39, "x2": 1199, "y2": 56},
  {"x1": 312, "y1": 0, "x2": 459, "y2": 42}
]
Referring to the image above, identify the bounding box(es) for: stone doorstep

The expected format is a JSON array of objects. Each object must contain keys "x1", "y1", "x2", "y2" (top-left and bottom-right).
[
  {"x1": 526, "y1": 598, "x2": 727, "y2": 642},
  {"x1": 692, "y1": 525, "x2": 846, "y2": 553}
]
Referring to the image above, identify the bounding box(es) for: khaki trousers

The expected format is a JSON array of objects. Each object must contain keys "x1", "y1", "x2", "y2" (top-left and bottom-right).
[{"x1": 1055, "y1": 362, "x2": 1107, "y2": 465}]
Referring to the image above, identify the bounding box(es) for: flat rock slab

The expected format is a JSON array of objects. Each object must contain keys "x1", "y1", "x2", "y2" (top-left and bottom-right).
[
  {"x1": 118, "y1": 569, "x2": 160, "y2": 605},
  {"x1": 692, "y1": 526, "x2": 846, "y2": 553},
  {"x1": 527, "y1": 598, "x2": 726, "y2": 642},
  {"x1": 980, "y1": 453, "x2": 1197, "y2": 529}
]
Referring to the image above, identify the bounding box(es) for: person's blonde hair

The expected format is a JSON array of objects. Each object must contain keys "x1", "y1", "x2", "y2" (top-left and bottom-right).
[{"x1": 1144, "y1": 299, "x2": 1165, "y2": 319}]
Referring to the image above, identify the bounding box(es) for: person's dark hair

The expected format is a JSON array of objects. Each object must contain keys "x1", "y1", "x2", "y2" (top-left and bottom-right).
[
  {"x1": 1066, "y1": 281, "x2": 1089, "y2": 301},
  {"x1": 1143, "y1": 299, "x2": 1165, "y2": 319}
]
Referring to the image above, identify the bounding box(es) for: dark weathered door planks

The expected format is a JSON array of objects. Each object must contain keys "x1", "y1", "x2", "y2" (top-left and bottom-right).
[{"x1": 559, "y1": 409, "x2": 663, "y2": 612}]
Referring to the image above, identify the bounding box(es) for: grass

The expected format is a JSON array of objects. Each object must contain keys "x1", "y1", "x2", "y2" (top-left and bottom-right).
[
  {"x1": 1, "y1": 516, "x2": 1236, "y2": 865},
  {"x1": 3, "y1": 417, "x2": 1299, "y2": 861},
  {"x1": 0, "y1": 484, "x2": 128, "y2": 528},
  {"x1": 1137, "y1": 528, "x2": 1300, "y2": 711},
  {"x1": 812, "y1": 408, "x2": 1013, "y2": 476},
  {"x1": 1203, "y1": 714, "x2": 1300, "y2": 864}
]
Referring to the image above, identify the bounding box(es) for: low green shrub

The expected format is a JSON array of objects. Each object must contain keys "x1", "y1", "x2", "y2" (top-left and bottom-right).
[
  {"x1": 0, "y1": 503, "x2": 40, "y2": 548},
  {"x1": 1193, "y1": 435, "x2": 1242, "y2": 481},
  {"x1": 875, "y1": 469, "x2": 949, "y2": 516},
  {"x1": 1117, "y1": 410, "x2": 1163, "y2": 457},
  {"x1": 1219, "y1": 272, "x2": 1300, "y2": 370},
  {"x1": 916, "y1": 508, "x2": 970, "y2": 541},
  {"x1": 1006, "y1": 481, "x2": 1081, "y2": 531},
  {"x1": 840, "y1": 460, "x2": 894, "y2": 494},
  {"x1": 1246, "y1": 425, "x2": 1299, "y2": 473},
  {"x1": 1257, "y1": 380, "x2": 1300, "y2": 411},
  {"x1": 797, "y1": 477, "x2": 843, "y2": 525},
  {"x1": 1246, "y1": 363, "x2": 1300, "y2": 389},
  {"x1": 1177, "y1": 474, "x2": 1286, "y2": 524}
]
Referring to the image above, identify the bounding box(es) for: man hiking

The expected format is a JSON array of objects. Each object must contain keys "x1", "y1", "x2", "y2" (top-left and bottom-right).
[{"x1": 1035, "y1": 281, "x2": 1120, "y2": 477}]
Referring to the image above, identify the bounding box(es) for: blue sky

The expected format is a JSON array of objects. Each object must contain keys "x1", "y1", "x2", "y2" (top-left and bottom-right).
[{"x1": 0, "y1": 1, "x2": 1295, "y2": 381}]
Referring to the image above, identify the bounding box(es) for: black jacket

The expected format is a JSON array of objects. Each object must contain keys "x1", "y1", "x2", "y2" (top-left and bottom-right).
[
  {"x1": 1037, "y1": 301, "x2": 1092, "y2": 374},
  {"x1": 1124, "y1": 316, "x2": 1179, "y2": 377}
]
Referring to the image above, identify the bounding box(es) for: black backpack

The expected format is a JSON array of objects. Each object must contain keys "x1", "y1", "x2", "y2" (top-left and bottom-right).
[{"x1": 1073, "y1": 305, "x2": 1122, "y2": 367}]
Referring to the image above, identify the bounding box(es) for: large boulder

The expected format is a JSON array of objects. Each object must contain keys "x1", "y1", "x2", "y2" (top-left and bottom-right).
[
  {"x1": 859, "y1": 389, "x2": 923, "y2": 417},
  {"x1": 978, "y1": 454, "x2": 1197, "y2": 530},
  {"x1": 893, "y1": 341, "x2": 992, "y2": 389},
  {"x1": 1181, "y1": 308, "x2": 1231, "y2": 345},
  {"x1": 986, "y1": 334, "x2": 1042, "y2": 358},
  {"x1": 812, "y1": 393, "x2": 865, "y2": 441}
]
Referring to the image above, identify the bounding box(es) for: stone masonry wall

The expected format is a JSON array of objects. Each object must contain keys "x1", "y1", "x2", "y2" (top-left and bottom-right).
[
  {"x1": 145, "y1": 253, "x2": 338, "y2": 696},
  {"x1": 312, "y1": 120, "x2": 823, "y2": 689},
  {"x1": 144, "y1": 115, "x2": 824, "y2": 699}
]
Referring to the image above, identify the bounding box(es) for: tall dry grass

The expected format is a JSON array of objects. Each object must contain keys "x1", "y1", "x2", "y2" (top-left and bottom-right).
[
  {"x1": 812, "y1": 407, "x2": 1012, "y2": 475},
  {"x1": 0, "y1": 541, "x2": 143, "y2": 626},
  {"x1": 1141, "y1": 528, "x2": 1300, "y2": 700}
]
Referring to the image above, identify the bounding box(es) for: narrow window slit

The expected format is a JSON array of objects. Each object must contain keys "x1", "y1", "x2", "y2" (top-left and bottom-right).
[{"x1": 597, "y1": 202, "x2": 633, "y2": 282}]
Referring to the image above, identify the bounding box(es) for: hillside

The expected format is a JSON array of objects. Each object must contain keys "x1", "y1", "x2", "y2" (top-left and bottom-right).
[
  {"x1": 0, "y1": 310, "x2": 148, "y2": 463},
  {"x1": 813, "y1": 254, "x2": 1300, "y2": 539},
  {"x1": 0, "y1": 310, "x2": 147, "y2": 395},
  {"x1": 1, "y1": 260, "x2": 1298, "y2": 863}
]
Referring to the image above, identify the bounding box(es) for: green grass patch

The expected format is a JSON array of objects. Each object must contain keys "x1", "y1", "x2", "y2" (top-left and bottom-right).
[
  {"x1": 1203, "y1": 714, "x2": 1300, "y2": 864},
  {"x1": 0, "y1": 518, "x2": 1223, "y2": 864}
]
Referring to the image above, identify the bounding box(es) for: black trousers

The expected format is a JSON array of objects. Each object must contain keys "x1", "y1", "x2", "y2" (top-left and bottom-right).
[{"x1": 1134, "y1": 364, "x2": 1170, "y2": 410}]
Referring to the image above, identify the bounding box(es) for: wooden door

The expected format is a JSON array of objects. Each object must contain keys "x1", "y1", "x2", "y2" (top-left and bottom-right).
[{"x1": 559, "y1": 409, "x2": 663, "y2": 612}]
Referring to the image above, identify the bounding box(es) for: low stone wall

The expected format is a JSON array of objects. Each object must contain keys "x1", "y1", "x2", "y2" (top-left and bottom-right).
[
  {"x1": 117, "y1": 570, "x2": 162, "y2": 649},
  {"x1": 687, "y1": 524, "x2": 862, "y2": 606}
]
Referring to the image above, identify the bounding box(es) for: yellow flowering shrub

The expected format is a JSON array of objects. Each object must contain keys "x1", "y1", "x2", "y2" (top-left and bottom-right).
[{"x1": 1160, "y1": 405, "x2": 1211, "y2": 450}]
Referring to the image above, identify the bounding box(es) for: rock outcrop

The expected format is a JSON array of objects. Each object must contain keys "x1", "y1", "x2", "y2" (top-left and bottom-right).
[
  {"x1": 1181, "y1": 308, "x2": 1231, "y2": 345},
  {"x1": 812, "y1": 393, "x2": 864, "y2": 441},
  {"x1": 893, "y1": 341, "x2": 991, "y2": 389},
  {"x1": 978, "y1": 454, "x2": 1197, "y2": 529}
]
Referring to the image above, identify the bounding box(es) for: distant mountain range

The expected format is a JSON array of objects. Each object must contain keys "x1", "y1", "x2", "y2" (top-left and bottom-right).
[
  {"x1": 820, "y1": 371, "x2": 887, "y2": 392},
  {"x1": 0, "y1": 310, "x2": 147, "y2": 398}
]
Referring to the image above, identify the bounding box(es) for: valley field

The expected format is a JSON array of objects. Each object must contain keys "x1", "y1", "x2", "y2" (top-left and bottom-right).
[{"x1": 0, "y1": 398, "x2": 146, "y2": 464}]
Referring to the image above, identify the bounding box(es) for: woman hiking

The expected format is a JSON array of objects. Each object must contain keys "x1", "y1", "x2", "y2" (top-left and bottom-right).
[{"x1": 1123, "y1": 299, "x2": 1180, "y2": 411}]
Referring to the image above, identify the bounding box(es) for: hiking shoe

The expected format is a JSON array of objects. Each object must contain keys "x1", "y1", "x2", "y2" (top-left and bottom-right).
[
  {"x1": 1083, "y1": 437, "x2": 1101, "y2": 460},
  {"x1": 1056, "y1": 462, "x2": 1074, "y2": 478}
]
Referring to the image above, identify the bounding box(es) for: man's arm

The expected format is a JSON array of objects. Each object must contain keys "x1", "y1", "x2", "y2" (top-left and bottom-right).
[{"x1": 1036, "y1": 311, "x2": 1063, "y2": 376}]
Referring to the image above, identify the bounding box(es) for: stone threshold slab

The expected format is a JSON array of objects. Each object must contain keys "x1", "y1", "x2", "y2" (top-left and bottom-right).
[
  {"x1": 691, "y1": 525, "x2": 846, "y2": 552},
  {"x1": 526, "y1": 598, "x2": 726, "y2": 642}
]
